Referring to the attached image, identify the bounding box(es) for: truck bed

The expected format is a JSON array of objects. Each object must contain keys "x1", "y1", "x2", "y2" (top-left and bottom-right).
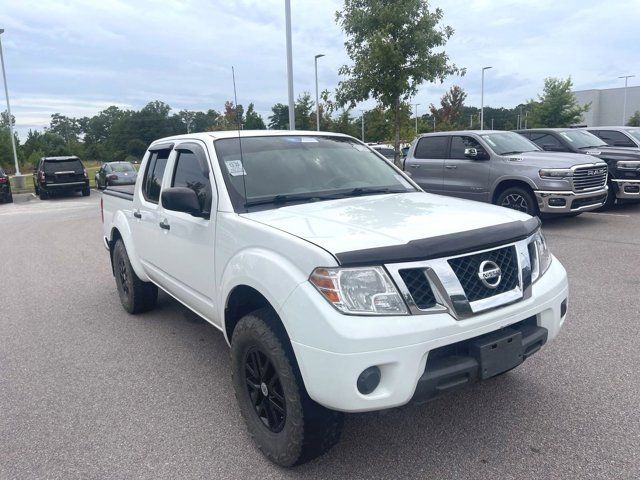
[{"x1": 103, "y1": 184, "x2": 134, "y2": 200}]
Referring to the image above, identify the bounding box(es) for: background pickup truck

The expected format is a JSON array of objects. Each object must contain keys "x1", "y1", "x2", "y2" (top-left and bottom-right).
[
  {"x1": 516, "y1": 128, "x2": 640, "y2": 209},
  {"x1": 404, "y1": 130, "x2": 608, "y2": 216},
  {"x1": 101, "y1": 130, "x2": 568, "y2": 467}
]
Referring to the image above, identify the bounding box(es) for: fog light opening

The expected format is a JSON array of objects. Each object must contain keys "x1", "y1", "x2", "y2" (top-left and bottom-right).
[
  {"x1": 560, "y1": 298, "x2": 568, "y2": 318},
  {"x1": 624, "y1": 185, "x2": 640, "y2": 194},
  {"x1": 548, "y1": 198, "x2": 566, "y2": 207},
  {"x1": 357, "y1": 366, "x2": 381, "y2": 395}
]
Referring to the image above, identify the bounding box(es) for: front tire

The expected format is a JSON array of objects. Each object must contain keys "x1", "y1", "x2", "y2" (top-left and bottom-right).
[
  {"x1": 496, "y1": 186, "x2": 538, "y2": 216},
  {"x1": 112, "y1": 239, "x2": 158, "y2": 314},
  {"x1": 597, "y1": 180, "x2": 616, "y2": 210},
  {"x1": 230, "y1": 308, "x2": 344, "y2": 467}
]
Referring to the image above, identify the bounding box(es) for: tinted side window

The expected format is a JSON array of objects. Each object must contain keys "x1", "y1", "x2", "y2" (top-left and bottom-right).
[
  {"x1": 597, "y1": 130, "x2": 635, "y2": 146},
  {"x1": 171, "y1": 149, "x2": 212, "y2": 213},
  {"x1": 414, "y1": 136, "x2": 449, "y2": 159},
  {"x1": 143, "y1": 149, "x2": 171, "y2": 203},
  {"x1": 529, "y1": 133, "x2": 561, "y2": 147},
  {"x1": 450, "y1": 136, "x2": 484, "y2": 159}
]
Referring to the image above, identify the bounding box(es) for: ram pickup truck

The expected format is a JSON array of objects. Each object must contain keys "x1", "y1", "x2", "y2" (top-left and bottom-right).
[
  {"x1": 101, "y1": 131, "x2": 568, "y2": 467},
  {"x1": 516, "y1": 128, "x2": 640, "y2": 208},
  {"x1": 404, "y1": 130, "x2": 608, "y2": 216}
]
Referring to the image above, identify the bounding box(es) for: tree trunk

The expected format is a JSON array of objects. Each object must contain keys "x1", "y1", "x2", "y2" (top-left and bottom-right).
[{"x1": 393, "y1": 96, "x2": 401, "y2": 167}]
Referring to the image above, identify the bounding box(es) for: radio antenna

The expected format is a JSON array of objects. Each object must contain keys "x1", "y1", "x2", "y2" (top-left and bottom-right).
[{"x1": 232, "y1": 66, "x2": 248, "y2": 212}]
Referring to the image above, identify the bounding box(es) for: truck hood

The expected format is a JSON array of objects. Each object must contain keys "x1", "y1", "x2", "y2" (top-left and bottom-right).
[
  {"x1": 579, "y1": 145, "x2": 640, "y2": 162},
  {"x1": 500, "y1": 150, "x2": 606, "y2": 167},
  {"x1": 242, "y1": 191, "x2": 530, "y2": 256}
]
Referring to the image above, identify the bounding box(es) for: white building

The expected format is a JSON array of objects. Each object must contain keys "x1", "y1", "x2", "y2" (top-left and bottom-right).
[{"x1": 573, "y1": 85, "x2": 640, "y2": 126}]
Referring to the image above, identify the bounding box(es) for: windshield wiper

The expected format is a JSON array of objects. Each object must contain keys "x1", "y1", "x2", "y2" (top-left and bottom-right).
[
  {"x1": 335, "y1": 187, "x2": 409, "y2": 197},
  {"x1": 578, "y1": 145, "x2": 607, "y2": 149},
  {"x1": 244, "y1": 194, "x2": 324, "y2": 207}
]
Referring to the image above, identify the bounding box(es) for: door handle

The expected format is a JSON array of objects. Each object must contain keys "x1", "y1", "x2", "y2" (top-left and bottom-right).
[
  {"x1": 445, "y1": 165, "x2": 457, "y2": 170},
  {"x1": 410, "y1": 164, "x2": 421, "y2": 169},
  {"x1": 133, "y1": 210, "x2": 142, "y2": 219},
  {"x1": 159, "y1": 219, "x2": 170, "y2": 230}
]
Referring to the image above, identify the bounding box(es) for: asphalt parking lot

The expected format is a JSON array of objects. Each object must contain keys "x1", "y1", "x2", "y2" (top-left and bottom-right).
[{"x1": 1, "y1": 192, "x2": 639, "y2": 480}]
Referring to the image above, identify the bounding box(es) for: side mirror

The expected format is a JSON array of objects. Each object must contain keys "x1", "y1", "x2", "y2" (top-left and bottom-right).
[
  {"x1": 464, "y1": 147, "x2": 478, "y2": 158},
  {"x1": 161, "y1": 187, "x2": 206, "y2": 218}
]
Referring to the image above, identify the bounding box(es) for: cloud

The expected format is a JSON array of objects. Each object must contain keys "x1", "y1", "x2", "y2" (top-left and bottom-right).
[{"x1": 2, "y1": 0, "x2": 640, "y2": 139}]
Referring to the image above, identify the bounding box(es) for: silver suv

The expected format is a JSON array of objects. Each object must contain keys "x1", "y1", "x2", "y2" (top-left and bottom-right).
[{"x1": 403, "y1": 130, "x2": 608, "y2": 216}]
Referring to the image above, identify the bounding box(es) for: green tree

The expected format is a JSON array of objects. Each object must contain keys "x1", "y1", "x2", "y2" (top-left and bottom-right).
[
  {"x1": 335, "y1": 0, "x2": 463, "y2": 165},
  {"x1": 627, "y1": 111, "x2": 640, "y2": 127},
  {"x1": 528, "y1": 77, "x2": 590, "y2": 127},
  {"x1": 294, "y1": 92, "x2": 314, "y2": 130},
  {"x1": 244, "y1": 103, "x2": 266, "y2": 130},
  {"x1": 269, "y1": 103, "x2": 289, "y2": 130},
  {"x1": 48, "y1": 113, "x2": 82, "y2": 143}
]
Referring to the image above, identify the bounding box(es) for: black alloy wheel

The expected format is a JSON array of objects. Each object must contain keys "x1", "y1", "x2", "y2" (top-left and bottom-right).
[
  {"x1": 245, "y1": 347, "x2": 287, "y2": 433},
  {"x1": 501, "y1": 193, "x2": 529, "y2": 212},
  {"x1": 496, "y1": 186, "x2": 538, "y2": 216}
]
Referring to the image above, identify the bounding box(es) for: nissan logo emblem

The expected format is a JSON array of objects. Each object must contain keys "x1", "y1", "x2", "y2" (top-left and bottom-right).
[{"x1": 478, "y1": 260, "x2": 502, "y2": 289}]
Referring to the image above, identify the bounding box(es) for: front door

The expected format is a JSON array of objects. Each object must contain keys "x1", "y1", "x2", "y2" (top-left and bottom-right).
[
  {"x1": 441, "y1": 135, "x2": 491, "y2": 202},
  {"x1": 152, "y1": 141, "x2": 218, "y2": 322}
]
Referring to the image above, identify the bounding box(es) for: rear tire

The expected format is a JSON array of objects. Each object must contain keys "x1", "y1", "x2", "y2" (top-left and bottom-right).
[
  {"x1": 82, "y1": 187, "x2": 90, "y2": 197},
  {"x1": 496, "y1": 186, "x2": 538, "y2": 216},
  {"x1": 230, "y1": 308, "x2": 344, "y2": 467},
  {"x1": 39, "y1": 189, "x2": 48, "y2": 200},
  {"x1": 6, "y1": 192, "x2": 13, "y2": 203},
  {"x1": 112, "y1": 239, "x2": 158, "y2": 314}
]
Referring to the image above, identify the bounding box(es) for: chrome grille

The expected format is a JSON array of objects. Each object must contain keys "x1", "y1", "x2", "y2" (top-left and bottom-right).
[
  {"x1": 399, "y1": 269, "x2": 436, "y2": 309},
  {"x1": 448, "y1": 246, "x2": 519, "y2": 302},
  {"x1": 572, "y1": 165, "x2": 607, "y2": 191}
]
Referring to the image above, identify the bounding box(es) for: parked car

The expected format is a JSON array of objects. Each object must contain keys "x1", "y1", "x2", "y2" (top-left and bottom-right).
[
  {"x1": 102, "y1": 131, "x2": 568, "y2": 466},
  {"x1": 371, "y1": 144, "x2": 395, "y2": 160},
  {"x1": 0, "y1": 167, "x2": 13, "y2": 203},
  {"x1": 33, "y1": 156, "x2": 90, "y2": 199},
  {"x1": 95, "y1": 161, "x2": 137, "y2": 190},
  {"x1": 403, "y1": 130, "x2": 608, "y2": 216},
  {"x1": 515, "y1": 128, "x2": 640, "y2": 208},
  {"x1": 584, "y1": 126, "x2": 640, "y2": 149}
]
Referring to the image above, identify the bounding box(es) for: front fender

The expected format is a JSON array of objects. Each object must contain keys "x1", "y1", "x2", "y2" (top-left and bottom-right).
[
  {"x1": 110, "y1": 210, "x2": 150, "y2": 282},
  {"x1": 491, "y1": 174, "x2": 540, "y2": 195},
  {"x1": 218, "y1": 247, "x2": 313, "y2": 342}
]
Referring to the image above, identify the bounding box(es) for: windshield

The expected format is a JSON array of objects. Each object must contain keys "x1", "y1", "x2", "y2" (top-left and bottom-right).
[
  {"x1": 625, "y1": 129, "x2": 640, "y2": 143},
  {"x1": 111, "y1": 163, "x2": 135, "y2": 173},
  {"x1": 43, "y1": 159, "x2": 83, "y2": 174},
  {"x1": 558, "y1": 130, "x2": 607, "y2": 149},
  {"x1": 479, "y1": 132, "x2": 540, "y2": 155},
  {"x1": 214, "y1": 135, "x2": 416, "y2": 211}
]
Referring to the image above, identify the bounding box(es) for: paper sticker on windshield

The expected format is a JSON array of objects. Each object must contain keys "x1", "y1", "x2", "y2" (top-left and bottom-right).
[
  {"x1": 394, "y1": 174, "x2": 412, "y2": 189},
  {"x1": 225, "y1": 160, "x2": 247, "y2": 176}
]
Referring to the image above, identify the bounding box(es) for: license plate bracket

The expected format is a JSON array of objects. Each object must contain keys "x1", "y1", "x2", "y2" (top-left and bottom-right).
[{"x1": 470, "y1": 329, "x2": 524, "y2": 380}]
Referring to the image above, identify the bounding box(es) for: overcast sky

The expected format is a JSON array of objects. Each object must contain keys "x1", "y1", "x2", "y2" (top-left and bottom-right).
[{"x1": 3, "y1": 0, "x2": 640, "y2": 139}]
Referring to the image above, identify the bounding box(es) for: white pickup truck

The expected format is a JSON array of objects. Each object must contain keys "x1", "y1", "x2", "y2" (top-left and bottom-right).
[{"x1": 101, "y1": 131, "x2": 568, "y2": 466}]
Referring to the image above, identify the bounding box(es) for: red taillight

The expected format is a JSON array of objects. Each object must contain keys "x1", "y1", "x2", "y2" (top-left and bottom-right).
[
  {"x1": 39, "y1": 171, "x2": 46, "y2": 183},
  {"x1": 100, "y1": 196, "x2": 104, "y2": 223},
  {"x1": 83, "y1": 168, "x2": 88, "y2": 178},
  {"x1": 0, "y1": 177, "x2": 7, "y2": 184},
  {"x1": 108, "y1": 174, "x2": 118, "y2": 181}
]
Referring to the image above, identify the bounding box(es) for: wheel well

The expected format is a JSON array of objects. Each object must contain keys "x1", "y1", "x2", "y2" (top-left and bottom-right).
[
  {"x1": 109, "y1": 228, "x2": 122, "y2": 274},
  {"x1": 224, "y1": 285, "x2": 282, "y2": 342},
  {"x1": 492, "y1": 180, "x2": 534, "y2": 204}
]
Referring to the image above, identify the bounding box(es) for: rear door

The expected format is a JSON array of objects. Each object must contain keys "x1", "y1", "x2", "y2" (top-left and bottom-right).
[
  {"x1": 405, "y1": 136, "x2": 448, "y2": 192},
  {"x1": 151, "y1": 141, "x2": 218, "y2": 320},
  {"x1": 131, "y1": 146, "x2": 173, "y2": 283},
  {"x1": 441, "y1": 135, "x2": 491, "y2": 202}
]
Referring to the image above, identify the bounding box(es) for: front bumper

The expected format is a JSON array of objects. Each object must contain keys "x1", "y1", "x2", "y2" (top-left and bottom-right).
[
  {"x1": 534, "y1": 187, "x2": 607, "y2": 213},
  {"x1": 611, "y1": 179, "x2": 640, "y2": 199},
  {"x1": 281, "y1": 257, "x2": 568, "y2": 412}
]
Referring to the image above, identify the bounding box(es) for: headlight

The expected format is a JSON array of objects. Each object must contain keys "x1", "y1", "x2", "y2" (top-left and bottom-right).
[
  {"x1": 539, "y1": 168, "x2": 573, "y2": 179},
  {"x1": 529, "y1": 231, "x2": 552, "y2": 283},
  {"x1": 617, "y1": 161, "x2": 640, "y2": 170},
  {"x1": 309, "y1": 266, "x2": 408, "y2": 315}
]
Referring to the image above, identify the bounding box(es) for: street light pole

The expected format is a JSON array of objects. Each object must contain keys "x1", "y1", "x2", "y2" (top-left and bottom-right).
[
  {"x1": 0, "y1": 29, "x2": 20, "y2": 175},
  {"x1": 359, "y1": 109, "x2": 365, "y2": 142},
  {"x1": 314, "y1": 54, "x2": 325, "y2": 131},
  {"x1": 480, "y1": 66, "x2": 492, "y2": 131},
  {"x1": 285, "y1": 0, "x2": 295, "y2": 130},
  {"x1": 619, "y1": 75, "x2": 635, "y2": 125},
  {"x1": 414, "y1": 103, "x2": 420, "y2": 136}
]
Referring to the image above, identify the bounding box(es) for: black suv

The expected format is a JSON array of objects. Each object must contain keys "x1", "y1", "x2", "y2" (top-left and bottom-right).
[
  {"x1": 515, "y1": 128, "x2": 640, "y2": 208},
  {"x1": 0, "y1": 167, "x2": 13, "y2": 203},
  {"x1": 33, "y1": 156, "x2": 90, "y2": 199}
]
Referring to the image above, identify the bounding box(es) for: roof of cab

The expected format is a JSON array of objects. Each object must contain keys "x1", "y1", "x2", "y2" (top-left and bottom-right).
[
  {"x1": 149, "y1": 130, "x2": 353, "y2": 147},
  {"x1": 42, "y1": 156, "x2": 81, "y2": 161},
  {"x1": 418, "y1": 130, "x2": 505, "y2": 137}
]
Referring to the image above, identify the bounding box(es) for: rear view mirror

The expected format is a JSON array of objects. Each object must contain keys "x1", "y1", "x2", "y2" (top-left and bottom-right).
[{"x1": 161, "y1": 187, "x2": 206, "y2": 218}]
